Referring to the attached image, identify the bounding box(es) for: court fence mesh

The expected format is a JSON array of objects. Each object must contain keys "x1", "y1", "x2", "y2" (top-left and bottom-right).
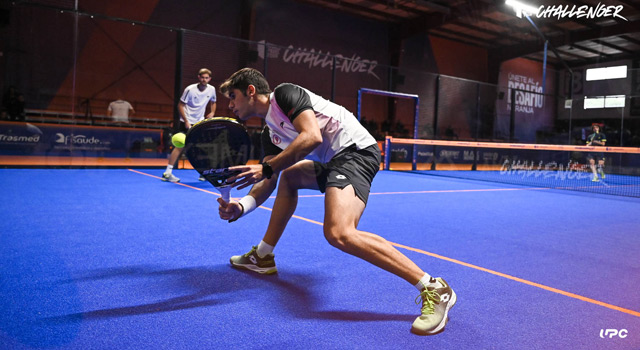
[
  {"x1": 3, "y1": 1, "x2": 640, "y2": 174},
  {"x1": 384, "y1": 137, "x2": 640, "y2": 198}
]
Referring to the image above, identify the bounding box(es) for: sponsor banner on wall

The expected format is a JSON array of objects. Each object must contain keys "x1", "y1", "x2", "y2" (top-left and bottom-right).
[
  {"x1": 0, "y1": 122, "x2": 164, "y2": 157},
  {"x1": 497, "y1": 58, "x2": 556, "y2": 143}
]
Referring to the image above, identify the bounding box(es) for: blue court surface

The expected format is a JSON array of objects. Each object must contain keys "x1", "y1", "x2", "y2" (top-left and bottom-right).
[{"x1": 1, "y1": 168, "x2": 639, "y2": 350}]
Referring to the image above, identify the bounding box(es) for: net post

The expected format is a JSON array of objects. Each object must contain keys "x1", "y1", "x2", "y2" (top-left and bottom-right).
[
  {"x1": 509, "y1": 88, "x2": 516, "y2": 142},
  {"x1": 384, "y1": 136, "x2": 391, "y2": 170},
  {"x1": 472, "y1": 147, "x2": 478, "y2": 171},
  {"x1": 412, "y1": 96, "x2": 419, "y2": 171},
  {"x1": 433, "y1": 75, "x2": 440, "y2": 140},
  {"x1": 357, "y1": 89, "x2": 362, "y2": 121},
  {"x1": 412, "y1": 143, "x2": 417, "y2": 171}
]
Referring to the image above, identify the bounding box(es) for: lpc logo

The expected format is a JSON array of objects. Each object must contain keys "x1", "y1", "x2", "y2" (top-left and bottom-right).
[{"x1": 599, "y1": 329, "x2": 628, "y2": 338}]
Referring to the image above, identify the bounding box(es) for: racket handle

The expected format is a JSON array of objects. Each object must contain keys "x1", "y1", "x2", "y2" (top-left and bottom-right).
[{"x1": 218, "y1": 185, "x2": 231, "y2": 203}]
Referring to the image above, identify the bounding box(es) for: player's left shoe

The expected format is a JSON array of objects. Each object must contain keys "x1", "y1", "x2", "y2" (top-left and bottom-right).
[
  {"x1": 411, "y1": 277, "x2": 457, "y2": 336},
  {"x1": 230, "y1": 246, "x2": 277, "y2": 275},
  {"x1": 198, "y1": 176, "x2": 206, "y2": 181},
  {"x1": 162, "y1": 173, "x2": 180, "y2": 183}
]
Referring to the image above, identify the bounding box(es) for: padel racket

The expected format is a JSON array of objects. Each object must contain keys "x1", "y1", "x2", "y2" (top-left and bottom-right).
[{"x1": 184, "y1": 117, "x2": 251, "y2": 202}]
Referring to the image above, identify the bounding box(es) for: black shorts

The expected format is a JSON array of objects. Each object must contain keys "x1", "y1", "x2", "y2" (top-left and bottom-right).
[
  {"x1": 314, "y1": 144, "x2": 381, "y2": 205},
  {"x1": 587, "y1": 152, "x2": 605, "y2": 161}
]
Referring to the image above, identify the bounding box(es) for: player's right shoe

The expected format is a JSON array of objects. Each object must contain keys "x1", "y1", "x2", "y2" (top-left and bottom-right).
[
  {"x1": 592, "y1": 176, "x2": 599, "y2": 182},
  {"x1": 411, "y1": 277, "x2": 457, "y2": 336},
  {"x1": 162, "y1": 173, "x2": 180, "y2": 183},
  {"x1": 230, "y1": 246, "x2": 277, "y2": 275}
]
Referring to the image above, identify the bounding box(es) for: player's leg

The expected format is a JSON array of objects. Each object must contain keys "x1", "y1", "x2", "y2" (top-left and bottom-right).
[
  {"x1": 323, "y1": 185, "x2": 423, "y2": 283},
  {"x1": 163, "y1": 124, "x2": 187, "y2": 182},
  {"x1": 162, "y1": 147, "x2": 183, "y2": 182},
  {"x1": 323, "y1": 185, "x2": 456, "y2": 335},
  {"x1": 598, "y1": 157, "x2": 605, "y2": 178},
  {"x1": 263, "y1": 159, "x2": 320, "y2": 245},
  {"x1": 229, "y1": 160, "x2": 319, "y2": 274},
  {"x1": 588, "y1": 157, "x2": 598, "y2": 181}
]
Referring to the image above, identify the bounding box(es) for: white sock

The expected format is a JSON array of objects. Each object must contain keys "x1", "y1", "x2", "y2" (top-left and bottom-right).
[
  {"x1": 256, "y1": 240, "x2": 274, "y2": 258},
  {"x1": 415, "y1": 273, "x2": 442, "y2": 291},
  {"x1": 164, "y1": 165, "x2": 173, "y2": 174}
]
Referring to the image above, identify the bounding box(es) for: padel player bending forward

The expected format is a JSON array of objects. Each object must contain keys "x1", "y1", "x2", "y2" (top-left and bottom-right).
[{"x1": 217, "y1": 68, "x2": 456, "y2": 335}]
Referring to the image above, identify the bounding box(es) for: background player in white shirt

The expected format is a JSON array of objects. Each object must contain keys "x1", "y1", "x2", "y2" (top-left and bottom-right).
[
  {"x1": 586, "y1": 123, "x2": 607, "y2": 182},
  {"x1": 217, "y1": 68, "x2": 456, "y2": 336},
  {"x1": 107, "y1": 99, "x2": 134, "y2": 124},
  {"x1": 162, "y1": 68, "x2": 217, "y2": 183}
]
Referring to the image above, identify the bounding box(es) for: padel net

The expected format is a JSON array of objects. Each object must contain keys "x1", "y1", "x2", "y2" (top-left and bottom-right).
[{"x1": 383, "y1": 137, "x2": 640, "y2": 198}]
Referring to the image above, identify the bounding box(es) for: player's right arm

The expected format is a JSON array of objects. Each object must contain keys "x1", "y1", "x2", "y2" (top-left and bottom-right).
[
  {"x1": 217, "y1": 154, "x2": 278, "y2": 222},
  {"x1": 218, "y1": 127, "x2": 282, "y2": 222}
]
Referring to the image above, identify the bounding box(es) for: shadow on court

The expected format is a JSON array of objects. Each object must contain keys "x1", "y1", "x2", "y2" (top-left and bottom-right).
[{"x1": 44, "y1": 265, "x2": 414, "y2": 324}]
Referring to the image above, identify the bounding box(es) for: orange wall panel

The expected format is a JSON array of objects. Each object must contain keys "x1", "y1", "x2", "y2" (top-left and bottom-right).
[{"x1": 428, "y1": 36, "x2": 488, "y2": 82}]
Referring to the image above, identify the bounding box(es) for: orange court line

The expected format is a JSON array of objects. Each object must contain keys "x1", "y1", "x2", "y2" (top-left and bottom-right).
[
  {"x1": 129, "y1": 168, "x2": 640, "y2": 318},
  {"x1": 391, "y1": 243, "x2": 640, "y2": 318}
]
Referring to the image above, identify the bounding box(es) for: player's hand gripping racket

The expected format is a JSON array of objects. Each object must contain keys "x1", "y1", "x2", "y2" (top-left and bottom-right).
[{"x1": 183, "y1": 117, "x2": 251, "y2": 202}]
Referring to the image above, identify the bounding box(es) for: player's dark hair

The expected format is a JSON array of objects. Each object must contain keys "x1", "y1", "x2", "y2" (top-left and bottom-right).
[{"x1": 220, "y1": 68, "x2": 271, "y2": 97}]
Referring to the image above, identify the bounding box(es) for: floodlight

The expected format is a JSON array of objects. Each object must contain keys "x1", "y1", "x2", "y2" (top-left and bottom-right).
[{"x1": 505, "y1": 0, "x2": 540, "y2": 18}]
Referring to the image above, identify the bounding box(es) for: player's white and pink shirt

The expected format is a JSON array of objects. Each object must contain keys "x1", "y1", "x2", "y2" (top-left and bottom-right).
[
  {"x1": 180, "y1": 84, "x2": 216, "y2": 125},
  {"x1": 264, "y1": 83, "x2": 376, "y2": 163}
]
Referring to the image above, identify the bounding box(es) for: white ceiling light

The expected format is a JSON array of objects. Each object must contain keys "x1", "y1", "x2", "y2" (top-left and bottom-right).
[{"x1": 505, "y1": 0, "x2": 540, "y2": 18}]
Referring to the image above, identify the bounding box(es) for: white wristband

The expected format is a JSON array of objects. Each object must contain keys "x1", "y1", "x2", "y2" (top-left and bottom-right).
[{"x1": 238, "y1": 195, "x2": 257, "y2": 218}]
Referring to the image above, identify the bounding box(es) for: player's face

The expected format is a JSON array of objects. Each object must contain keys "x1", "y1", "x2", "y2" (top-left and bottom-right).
[
  {"x1": 198, "y1": 74, "x2": 211, "y2": 86},
  {"x1": 227, "y1": 88, "x2": 252, "y2": 121},
  {"x1": 593, "y1": 125, "x2": 600, "y2": 133}
]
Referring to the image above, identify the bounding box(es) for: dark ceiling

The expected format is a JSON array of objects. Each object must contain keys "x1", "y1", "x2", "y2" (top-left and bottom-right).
[{"x1": 294, "y1": 0, "x2": 640, "y2": 68}]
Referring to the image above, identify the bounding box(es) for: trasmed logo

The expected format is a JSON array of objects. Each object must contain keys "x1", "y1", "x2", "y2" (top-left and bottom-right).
[{"x1": 599, "y1": 329, "x2": 628, "y2": 339}]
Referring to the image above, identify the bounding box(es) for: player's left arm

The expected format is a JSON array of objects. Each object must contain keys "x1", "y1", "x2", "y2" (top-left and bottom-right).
[
  {"x1": 228, "y1": 110, "x2": 322, "y2": 190},
  {"x1": 592, "y1": 135, "x2": 606, "y2": 146},
  {"x1": 266, "y1": 110, "x2": 322, "y2": 173}
]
